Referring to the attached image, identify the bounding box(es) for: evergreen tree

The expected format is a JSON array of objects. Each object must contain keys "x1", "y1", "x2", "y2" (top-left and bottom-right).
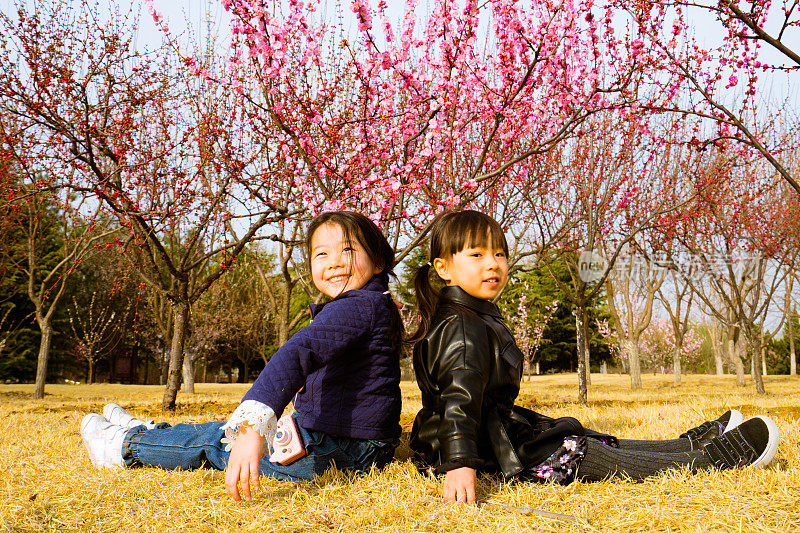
[
  {"x1": 0, "y1": 172, "x2": 74, "y2": 383},
  {"x1": 501, "y1": 258, "x2": 612, "y2": 373}
]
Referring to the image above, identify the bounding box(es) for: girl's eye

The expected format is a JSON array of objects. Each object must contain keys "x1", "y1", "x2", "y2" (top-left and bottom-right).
[{"x1": 316, "y1": 251, "x2": 327, "y2": 258}]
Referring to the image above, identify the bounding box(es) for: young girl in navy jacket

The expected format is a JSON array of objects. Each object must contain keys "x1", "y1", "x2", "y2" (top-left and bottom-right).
[
  {"x1": 409, "y1": 210, "x2": 780, "y2": 504},
  {"x1": 81, "y1": 211, "x2": 404, "y2": 501}
]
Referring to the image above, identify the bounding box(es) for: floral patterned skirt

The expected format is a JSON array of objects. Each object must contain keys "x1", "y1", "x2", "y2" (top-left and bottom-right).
[{"x1": 523, "y1": 435, "x2": 618, "y2": 485}]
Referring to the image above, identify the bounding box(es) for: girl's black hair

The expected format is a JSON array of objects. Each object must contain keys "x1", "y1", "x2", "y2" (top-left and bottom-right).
[
  {"x1": 408, "y1": 210, "x2": 508, "y2": 345},
  {"x1": 305, "y1": 210, "x2": 404, "y2": 353}
]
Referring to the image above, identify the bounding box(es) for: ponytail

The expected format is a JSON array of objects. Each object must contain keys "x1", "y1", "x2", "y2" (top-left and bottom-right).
[{"x1": 407, "y1": 263, "x2": 439, "y2": 346}]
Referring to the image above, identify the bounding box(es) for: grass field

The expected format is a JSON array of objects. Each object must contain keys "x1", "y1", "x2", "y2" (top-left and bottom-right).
[{"x1": 1, "y1": 374, "x2": 799, "y2": 532}]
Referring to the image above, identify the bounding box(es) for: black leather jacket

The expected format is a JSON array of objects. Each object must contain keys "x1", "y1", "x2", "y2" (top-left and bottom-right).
[{"x1": 410, "y1": 286, "x2": 589, "y2": 478}]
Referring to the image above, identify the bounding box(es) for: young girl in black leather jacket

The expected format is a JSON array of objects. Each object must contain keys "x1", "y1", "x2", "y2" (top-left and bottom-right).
[{"x1": 408, "y1": 209, "x2": 779, "y2": 504}]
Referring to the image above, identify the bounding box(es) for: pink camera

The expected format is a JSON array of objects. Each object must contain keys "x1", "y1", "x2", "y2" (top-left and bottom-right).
[{"x1": 270, "y1": 414, "x2": 306, "y2": 465}]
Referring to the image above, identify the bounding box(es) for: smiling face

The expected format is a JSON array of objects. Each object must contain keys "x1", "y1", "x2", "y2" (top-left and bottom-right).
[
  {"x1": 433, "y1": 241, "x2": 509, "y2": 301},
  {"x1": 310, "y1": 222, "x2": 382, "y2": 299}
]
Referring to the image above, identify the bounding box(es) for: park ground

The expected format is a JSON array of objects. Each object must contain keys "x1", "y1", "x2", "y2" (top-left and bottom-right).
[{"x1": 1, "y1": 374, "x2": 799, "y2": 532}]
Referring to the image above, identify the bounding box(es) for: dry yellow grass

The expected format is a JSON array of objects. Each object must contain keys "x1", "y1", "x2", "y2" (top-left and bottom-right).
[{"x1": 1, "y1": 374, "x2": 799, "y2": 532}]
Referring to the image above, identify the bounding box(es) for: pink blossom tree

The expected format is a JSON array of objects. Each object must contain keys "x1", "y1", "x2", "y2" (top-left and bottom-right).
[
  {"x1": 0, "y1": 129, "x2": 114, "y2": 398},
  {"x1": 785, "y1": 272, "x2": 798, "y2": 376},
  {"x1": 211, "y1": 0, "x2": 651, "y2": 251},
  {"x1": 673, "y1": 151, "x2": 794, "y2": 393},
  {"x1": 67, "y1": 292, "x2": 126, "y2": 384},
  {"x1": 614, "y1": 0, "x2": 800, "y2": 196},
  {"x1": 597, "y1": 318, "x2": 704, "y2": 373},
  {"x1": 0, "y1": 1, "x2": 293, "y2": 408},
  {"x1": 143, "y1": 0, "x2": 663, "y2": 406},
  {"x1": 508, "y1": 284, "x2": 559, "y2": 379},
  {"x1": 656, "y1": 267, "x2": 696, "y2": 383},
  {"x1": 604, "y1": 244, "x2": 667, "y2": 389},
  {"x1": 596, "y1": 318, "x2": 625, "y2": 368},
  {"x1": 519, "y1": 113, "x2": 703, "y2": 400},
  {"x1": 639, "y1": 319, "x2": 704, "y2": 374}
]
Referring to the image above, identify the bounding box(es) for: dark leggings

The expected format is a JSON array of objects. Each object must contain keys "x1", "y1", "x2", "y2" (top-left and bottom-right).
[{"x1": 578, "y1": 437, "x2": 711, "y2": 482}]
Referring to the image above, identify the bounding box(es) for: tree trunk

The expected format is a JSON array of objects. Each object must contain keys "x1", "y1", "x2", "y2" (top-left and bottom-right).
[
  {"x1": 574, "y1": 307, "x2": 588, "y2": 404},
  {"x1": 735, "y1": 339, "x2": 746, "y2": 386},
  {"x1": 789, "y1": 306, "x2": 796, "y2": 376},
  {"x1": 748, "y1": 330, "x2": 765, "y2": 394},
  {"x1": 182, "y1": 352, "x2": 195, "y2": 393},
  {"x1": 714, "y1": 352, "x2": 724, "y2": 375},
  {"x1": 33, "y1": 321, "x2": 53, "y2": 399},
  {"x1": 712, "y1": 332, "x2": 724, "y2": 375},
  {"x1": 162, "y1": 299, "x2": 189, "y2": 410},
  {"x1": 143, "y1": 352, "x2": 150, "y2": 385},
  {"x1": 673, "y1": 344, "x2": 682, "y2": 384},
  {"x1": 728, "y1": 337, "x2": 745, "y2": 386},
  {"x1": 88, "y1": 359, "x2": 95, "y2": 385},
  {"x1": 160, "y1": 348, "x2": 169, "y2": 386},
  {"x1": 278, "y1": 288, "x2": 291, "y2": 346},
  {"x1": 583, "y1": 318, "x2": 591, "y2": 386},
  {"x1": 625, "y1": 339, "x2": 642, "y2": 389}
]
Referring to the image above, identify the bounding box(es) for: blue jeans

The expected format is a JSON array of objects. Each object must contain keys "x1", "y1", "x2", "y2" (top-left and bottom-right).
[{"x1": 123, "y1": 419, "x2": 397, "y2": 481}]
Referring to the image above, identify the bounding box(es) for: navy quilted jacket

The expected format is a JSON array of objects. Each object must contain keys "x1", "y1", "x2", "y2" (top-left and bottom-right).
[{"x1": 242, "y1": 275, "x2": 401, "y2": 440}]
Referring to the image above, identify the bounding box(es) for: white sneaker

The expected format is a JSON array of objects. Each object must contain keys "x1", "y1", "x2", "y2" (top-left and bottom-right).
[
  {"x1": 80, "y1": 414, "x2": 127, "y2": 468},
  {"x1": 703, "y1": 415, "x2": 780, "y2": 469},
  {"x1": 103, "y1": 403, "x2": 155, "y2": 430},
  {"x1": 680, "y1": 409, "x2": 744, "y2": 449}
]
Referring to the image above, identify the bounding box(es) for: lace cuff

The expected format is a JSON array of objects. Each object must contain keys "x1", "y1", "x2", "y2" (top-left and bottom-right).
[{"x1": 220, "y1": 400, "x2": 277, "y2": 452}]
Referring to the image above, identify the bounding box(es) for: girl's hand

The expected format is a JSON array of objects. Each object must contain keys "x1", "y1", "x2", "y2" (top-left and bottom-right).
[
  {"x1": 224, "y1": 424, "x2": 267, "y2": 502},
  {"x1": 442, "y1": 467, "x2": 477, "y2": 505}
]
